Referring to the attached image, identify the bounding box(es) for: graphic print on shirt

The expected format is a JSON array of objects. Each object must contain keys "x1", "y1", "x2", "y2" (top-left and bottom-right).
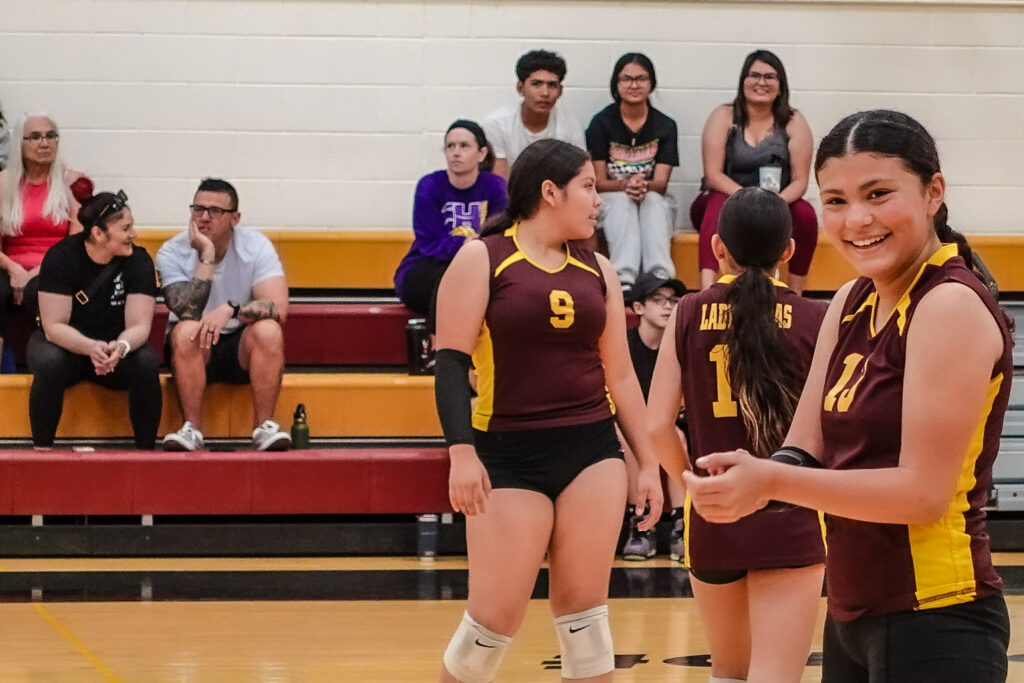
[
  {"x1": 607, "y1": 140, "x2": 659, "y2": 181},
  {"x1": 443, "y1": 200, "x2": 489, "y2": 239},
  {"x1": 110, "y1": 272, "x2": 126, "y2": 307}
]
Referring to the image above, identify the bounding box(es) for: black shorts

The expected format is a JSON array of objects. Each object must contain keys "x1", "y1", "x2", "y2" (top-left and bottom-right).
[
  {"x1": 473, "y1": 417, "x2": 623, "y2": 502},
  {"x1": 822, "y1": 594, "x2": 1009, "y2": 683},
  {"x1": 688, "y1": 563, "x2": 818, "y2": 585},
  {"x1": 165, "y1": 325, "x2": 250, "y2": 384}
]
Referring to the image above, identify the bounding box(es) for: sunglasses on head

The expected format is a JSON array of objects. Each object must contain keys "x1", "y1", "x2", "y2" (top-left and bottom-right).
[{"x1": 97, "y1": 190, "x2": 129, "y2": 221}]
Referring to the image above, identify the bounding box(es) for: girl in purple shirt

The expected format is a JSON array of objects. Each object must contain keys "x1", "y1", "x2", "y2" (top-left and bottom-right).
[{"x1": 393, "y1": 120, "x2": 507, "y2": 317}]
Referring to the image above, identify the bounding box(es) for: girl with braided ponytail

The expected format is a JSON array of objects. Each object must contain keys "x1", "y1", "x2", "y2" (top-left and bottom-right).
[
  {"x1": 648, "y1": 186, "x2": 827, "y2": 682},
  {"x1": 684, "y1": 110, "x2": 1012, "y2": 682}
]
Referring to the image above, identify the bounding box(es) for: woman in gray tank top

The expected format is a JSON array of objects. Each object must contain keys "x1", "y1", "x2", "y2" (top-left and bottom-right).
[{"x1": 691, "y1": 50, "x2": 819, "y2": 294}]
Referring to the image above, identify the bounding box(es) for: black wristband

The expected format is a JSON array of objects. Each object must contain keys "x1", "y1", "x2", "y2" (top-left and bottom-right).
[
  {"x1": 764, "y1": 446, "x2": 821, "y2": 512},
  {"x1": 434, "y1": 348, "x2": 475, "y2": 446}
]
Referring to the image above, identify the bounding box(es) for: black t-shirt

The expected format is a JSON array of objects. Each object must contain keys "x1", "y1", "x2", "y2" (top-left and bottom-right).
[
  {"x1": 585, "y1": 103, "x2": 679, "y2": 181},
  {"x1": 37, "y1": 232, "x2": 158, "y2": 340},
  {"x1": 627, "y1": 326, "x2": 659, "y2": 401}
]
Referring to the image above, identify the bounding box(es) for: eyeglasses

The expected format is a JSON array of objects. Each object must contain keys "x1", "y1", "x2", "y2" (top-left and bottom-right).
[
  {"x1": 746, "y1": 71, "x2": 779, "y2": 83},
  {"x1": 618, "y1": 74, "x2": 651, "y2": 86},
  {"x1": 98, "y1": 190, "x2": 129, "y2": 221},
  {"x1": 189, "y1": 204, "x2": 235, "y2": 219},
  {"x1": 23, "y1": 131, "x2": 59, "y2": 144},
  {"x1": 646, "y1": 295, "x2": 680, "y2": 307}
]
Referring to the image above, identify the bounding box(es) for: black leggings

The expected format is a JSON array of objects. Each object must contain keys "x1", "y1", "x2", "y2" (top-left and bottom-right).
[
  {"x1": 822, "y1": 594, "x2": 1010, "y2": 682},
  {"x1": 27, "y1": 330, "x2": 162, "y2": 449},
  {"x1": 396, "y1": 258, "x2": 449, "y2": 332},
  {"x1": 0, "y1": 270, "x2": 40, "y2": 337}
]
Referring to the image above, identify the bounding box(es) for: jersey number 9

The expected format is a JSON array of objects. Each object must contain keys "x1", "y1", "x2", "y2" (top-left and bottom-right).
[{"x1": 549, "y1": 290, "x2": 575, "y2": 329}]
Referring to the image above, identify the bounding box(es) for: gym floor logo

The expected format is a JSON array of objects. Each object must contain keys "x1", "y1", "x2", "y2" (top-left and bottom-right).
[{"x1": 542, "y1": 652, "x2": 824, "y2": 670}]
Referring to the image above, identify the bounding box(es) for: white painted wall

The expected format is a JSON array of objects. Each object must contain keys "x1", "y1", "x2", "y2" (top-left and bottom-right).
[{"x1": 1, "y1": 0, "x2": 1021, "y2": 233}]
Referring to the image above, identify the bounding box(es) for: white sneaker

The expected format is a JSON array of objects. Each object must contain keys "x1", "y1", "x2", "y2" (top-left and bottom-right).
[
  {"x1": 162, "y1": 421, "x2": 204, "y2": 451},
  {"x1": 252, "y1": 420, "x2": 291, "y2": 451}
]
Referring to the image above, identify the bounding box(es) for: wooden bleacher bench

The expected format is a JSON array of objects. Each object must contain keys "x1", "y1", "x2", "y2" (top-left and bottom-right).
[
  {"x1": 0, "y1": 448, "x2": 450, "y2": 515},
  {"x1": 0, "y1": 373, "x2": 440, "y2": 439},
  {"x1": 3, "y1": 302, "x2": 417, "y2": 367},
  {"x1": 130, "y1": 228, "x2": 1024, "y2": 293}
]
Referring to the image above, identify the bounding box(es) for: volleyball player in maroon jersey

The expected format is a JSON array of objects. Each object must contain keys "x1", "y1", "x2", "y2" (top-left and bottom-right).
[
  {"x1": 684, "y1": 110, "x2": 1012, "y2": 682},
  {"x1": 648, "y1": 187, "x2": 826, "y2": 682},
  {"x1": 433, "y1": 138, "x2": 662, "y2": 683}
]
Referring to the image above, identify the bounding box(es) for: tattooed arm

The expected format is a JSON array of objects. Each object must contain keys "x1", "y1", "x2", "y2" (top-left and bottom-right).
[
  {"x1": 163, "y1": 276, "x2": 213, "y2": 321},
  {"x1": 239, "y1": 275, "x2": 289, "y2": 324}
]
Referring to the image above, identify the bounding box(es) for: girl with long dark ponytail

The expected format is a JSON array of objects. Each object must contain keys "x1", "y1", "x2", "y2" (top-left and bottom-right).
[
  {"x1": 685, "y1": 109, "x2": 1014, "y2": 682},
  {"x1": 718, "y1": 188, "x2": 810, "y2": 457},
  {"x1": 648, "y1": 185, "x2": 828, "y2": 681}
]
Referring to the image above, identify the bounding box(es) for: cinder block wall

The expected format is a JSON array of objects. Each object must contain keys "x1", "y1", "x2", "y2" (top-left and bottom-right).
[{"x1": 1, "y1": 0, "x2": 1020, "y2": 232}]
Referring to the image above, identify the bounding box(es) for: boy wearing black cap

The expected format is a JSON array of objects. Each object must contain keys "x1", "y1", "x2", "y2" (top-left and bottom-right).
[{"x1": 621, "y1": 271, "x2": 689, "y2": 561}]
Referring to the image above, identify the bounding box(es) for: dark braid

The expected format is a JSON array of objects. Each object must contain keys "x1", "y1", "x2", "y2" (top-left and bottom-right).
[{"x1": 718, "y1": 188, "x2": 807, "y2": 457}]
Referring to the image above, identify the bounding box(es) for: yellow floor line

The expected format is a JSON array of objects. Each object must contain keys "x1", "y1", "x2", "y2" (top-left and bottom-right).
[{"x1": 32, "y1": 603, "x2": 122, "y2": 683}]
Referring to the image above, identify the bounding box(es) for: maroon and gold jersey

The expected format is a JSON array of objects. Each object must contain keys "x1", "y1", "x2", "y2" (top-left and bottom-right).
[
  {"x1": 472, "y1": 225, "x2": 613, "y2": 432},
  {"x1": 676, "y1": 275, "x2": 827, "y2": 570},
  {"x1": 821, "y1": 244, "x2": 1010, "y2": 621}
]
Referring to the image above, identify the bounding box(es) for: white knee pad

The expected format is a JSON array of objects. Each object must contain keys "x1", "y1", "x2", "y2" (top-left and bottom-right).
[
  {"x1": 553, "y1": 605, "x2": 614, "y2": 679},
  {"x1": 708, "y1": 677, "x2": 746, "y2": 682},
  {"x1": 442, "y1": 611, "x2": 513, "y2": 683}
]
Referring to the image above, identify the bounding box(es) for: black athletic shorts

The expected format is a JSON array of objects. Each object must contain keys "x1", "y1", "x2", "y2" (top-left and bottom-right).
[
  {"x1": 822, "y1": 593, "x2": 1009, "y2": 683},
  {"x1": 473, "y1": 417, "x2": 623, "y2": 501},
  {"x1": 688, "y1": 563, "x2": 819, "y2": 585},
  {"x1": 165, "y1": 325, "x2": 250, "y2": 384}
]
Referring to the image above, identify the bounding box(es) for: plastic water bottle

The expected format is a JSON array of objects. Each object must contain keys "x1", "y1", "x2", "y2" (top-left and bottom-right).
[{"x1": 291, "y1": 403, "x2": 310, "y2": 449}]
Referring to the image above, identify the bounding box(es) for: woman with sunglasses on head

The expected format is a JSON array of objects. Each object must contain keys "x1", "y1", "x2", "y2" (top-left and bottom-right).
[
  {"x1": 0, "y1": 112, "x2": 89, "y2": 366},
  {"x1": 586, "y1": 52, "x2": 679, "y2": 298},
  {"x1": 394, "y1": 120, "x2": 507, "y2": 322},
  {"x1": 648, "y1": 187, "x2": 827, "y2": 682},
  {"x1": 684, "y1": 110, "x2": 1013, "y2": 682},
  {"x1": 692, "y1": 50, "x2": 817, "y2": 294},
  {"x1": 435, "y1": 138, "x2": 662, "y2": 682},
  {"x1": 30, "y1": 187, "x2": 161, "y2": 450}
]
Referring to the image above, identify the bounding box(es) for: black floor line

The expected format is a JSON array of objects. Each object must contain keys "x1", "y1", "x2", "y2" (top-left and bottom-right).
[{"x1": 1, "y1": 565, "x2": 1022, "y2": 603}]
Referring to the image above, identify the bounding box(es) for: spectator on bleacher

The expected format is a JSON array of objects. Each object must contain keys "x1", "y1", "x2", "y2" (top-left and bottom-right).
[
  {"x1": 394, "y1": 120, "x2": 507, "y2": 318},
  {"x1": 0, "y1": 113, "x2": 88, "y2": 367},
  {"x1": 586, "y1": 53, "x2": 679, "y2": 297},
  {"x1": 0, "y1": 103, "x2": 9, "y2": 170},
  {"x1": 619, "y1": 271, "x2": 689, "y2": 562},
  {"x1": 482, "y1": 49, "x2": 586, "y2": 179},
  {"x1": 29, "y1": 188, "x2": 161, "y2": 450},
  {"x1": 692, "y1": 49, "x2": 817, "y2": 294},
  {"x1": 157, "y1": 178, "x2": 290, "y2": 452}
]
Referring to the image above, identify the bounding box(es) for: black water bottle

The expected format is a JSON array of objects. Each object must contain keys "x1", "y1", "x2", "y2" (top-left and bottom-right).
[{"x1": 291, "y1": 403, "x2": 310, "y2": 449}]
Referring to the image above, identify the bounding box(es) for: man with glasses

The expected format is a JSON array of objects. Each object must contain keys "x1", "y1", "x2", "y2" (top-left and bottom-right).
[
  {"x1": 620, "y1": 272, "x2": 689, "y2": 562},
  {"x1": 156, "y1": 178, "x2": 290, "y2": 451}
]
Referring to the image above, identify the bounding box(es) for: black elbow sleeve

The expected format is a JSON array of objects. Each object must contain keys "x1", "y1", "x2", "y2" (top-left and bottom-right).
[
  {"x1": 434, "y1": 348, "x2": 474, "y2": 446},
  {"x1": 764, "y1": 446, "x2": 821, "y2": 512}
]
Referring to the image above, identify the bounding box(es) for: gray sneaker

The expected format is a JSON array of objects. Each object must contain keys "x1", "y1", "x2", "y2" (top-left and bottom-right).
[
  {"x1": 670, "y1": 512, "x2": 686, "y2": 564},
  {"x1": 162, "y1": 421, "x2": 204, "y2": 452},
  {"x1": 621, "y1": 517, "x2": 656, "y2": 561},
  {"x1": 252, "y1": 420, "x2": 291, "y2": 451}
]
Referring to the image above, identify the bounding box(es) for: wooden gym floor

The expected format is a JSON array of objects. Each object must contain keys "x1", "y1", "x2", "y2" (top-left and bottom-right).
[{"x1": 2, "y1": 555, "x2": 1024, "y2": 682}]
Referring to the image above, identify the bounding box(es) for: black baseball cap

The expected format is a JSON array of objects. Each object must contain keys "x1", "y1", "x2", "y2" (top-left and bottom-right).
[{"x1": 631, "y1": 272, "x2": 686, "y2": 304}]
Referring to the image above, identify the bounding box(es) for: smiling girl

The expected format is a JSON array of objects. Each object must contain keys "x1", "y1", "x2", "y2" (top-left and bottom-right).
[{"x1": 683, "y1": 110, "x2": 1013, "y2": 682}]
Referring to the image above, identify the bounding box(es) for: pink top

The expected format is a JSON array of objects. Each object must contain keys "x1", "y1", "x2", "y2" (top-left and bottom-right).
[{"x1": 3, "y1": 181, "x2": 70, "y2": 270}]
